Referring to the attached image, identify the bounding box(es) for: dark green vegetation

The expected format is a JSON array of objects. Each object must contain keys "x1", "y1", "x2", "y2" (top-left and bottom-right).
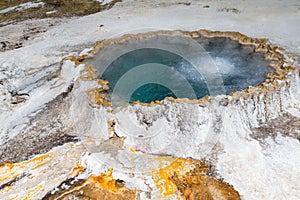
[{"x1": 0, "y1": 0, "x2": 121, "y2": 26}]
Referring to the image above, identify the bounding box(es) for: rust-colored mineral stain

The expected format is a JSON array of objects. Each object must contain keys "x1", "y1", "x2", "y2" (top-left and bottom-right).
[
  {"x1": 29, "y1": 154, "x2": 53, "y2": 170},
  {"x1": 67, "y1": 29, "x2": 296, "y2": 108},
  {"x1": 98, "y1": 79, "x2": 109, "y2": 87},
  {"x1": 9, "y1": 195, "x2": 18, "y2": 200},
  {"x1": 0, "y1": 186, "x2": 12, "y2": 195},
  {"x1": 86, "y1": 169, "x2": 119, "y2": 193},
  {"x1": 85, "y1": 138, "x2": 94, "y2": 142},
  {"x1": 152, "y1": 157, "x2": 207, "y2": 198},
  {"x1": 68, "y1": 162, "x2": 85, "y2": 178},
  {"x1": 46, "y1": 169, "x2": 137, "y2": 200},
  {"x1": 173, "y1": 164, "x2": 240, "y2": 200},
  {"x1": 0, "y1": 155, "x2": 49, "y2": 197},
  {"x1": 152, "y1": 157, "x2": 240, "y2": 199},
  {"x1": 0, "y1": 154, "x2": 51, "y2": 182},
  {"x1": 107, "y1": 120, "x2": 115, "y2": 133},
  {"x1": 79, "y1": 63, "x2": 98, "y2": 81},
  {"x1": 24, "y1": 185, "x2": 43, "y2": 200},
  {"x1": 63, "y1": 56, "x2": 82, "y2": 66},
  {"x1": 87, "y1": 82, "x2": 112, "y2": 106},
  {"x1": 129, "y1": 147, "x2": 140, "y2": 153}
]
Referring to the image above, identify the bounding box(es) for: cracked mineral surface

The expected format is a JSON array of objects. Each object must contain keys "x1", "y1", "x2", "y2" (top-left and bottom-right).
[{"x1": 0, "y1": 0, "x2": 300, "y2": 200}]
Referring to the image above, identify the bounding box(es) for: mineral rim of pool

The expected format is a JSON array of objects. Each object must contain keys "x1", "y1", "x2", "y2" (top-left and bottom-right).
[
  {"x1": 86, "y1": 31, "x2": 271, "y2": 105},
  {"x1": 73, "y1": 30, "x2": 292, "y2": 108}
]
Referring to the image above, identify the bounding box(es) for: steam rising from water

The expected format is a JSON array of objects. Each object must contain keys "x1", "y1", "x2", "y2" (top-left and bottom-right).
[{"x1": 88, "y1": 35, "x2": 271, "y2": 104}]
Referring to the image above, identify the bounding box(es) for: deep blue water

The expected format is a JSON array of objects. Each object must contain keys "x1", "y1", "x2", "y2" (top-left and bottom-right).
[{"x1": 87, "y1": 36, "x2": 271, "y2": 104}]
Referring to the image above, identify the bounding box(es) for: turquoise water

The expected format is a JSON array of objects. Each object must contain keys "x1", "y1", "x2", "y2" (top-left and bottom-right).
[
  {"x1": 131, "y1": 83, "x2": 176, "y2": 103},
  {"x1": 100, "y1": 48, "x2": 208, "y2": 103},
  {"x1": 87, "y1": 36, "x2": 271, "y2": 104}
]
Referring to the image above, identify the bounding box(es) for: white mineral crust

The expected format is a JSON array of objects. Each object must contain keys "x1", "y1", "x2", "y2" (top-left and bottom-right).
[{"x1": 0, "y1": 0, "x2": 300, "y2": 199}]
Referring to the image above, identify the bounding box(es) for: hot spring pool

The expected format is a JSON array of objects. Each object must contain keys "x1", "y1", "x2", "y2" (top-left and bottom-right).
[{"x1": 86, "y1": 32, "x2": 271, "y2": 105}]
